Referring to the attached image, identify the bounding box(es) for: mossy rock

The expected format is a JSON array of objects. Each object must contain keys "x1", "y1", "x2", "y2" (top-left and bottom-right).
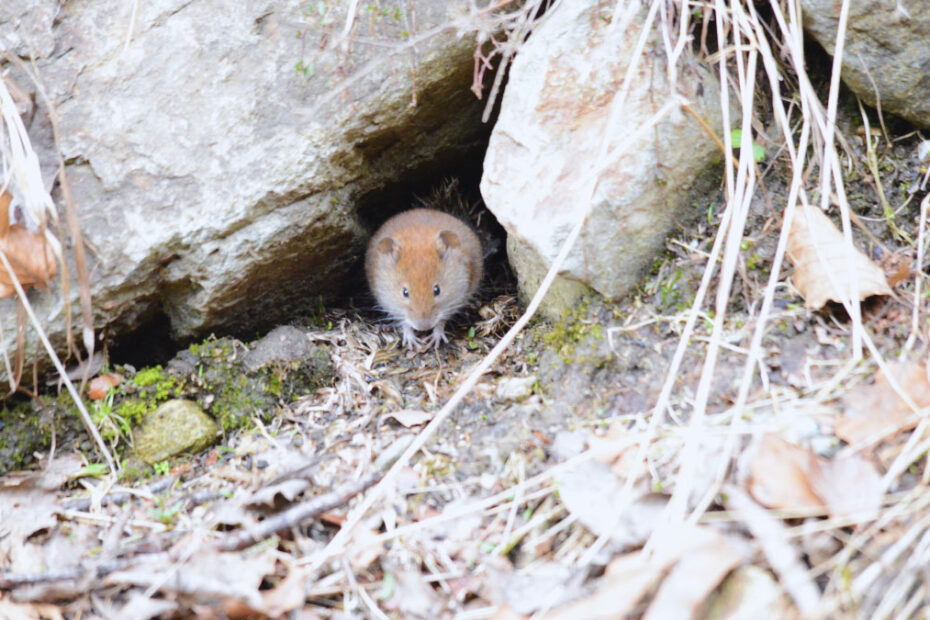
[
  {"x1": 132, "y1": 399, "x2": 220, "y2": 464},
  {"x1": 0, "y1": 401, "x2": 53, "y2": 474},
  {"x1": 0, "y1": 326, "x2": 334, "y2": 475}
]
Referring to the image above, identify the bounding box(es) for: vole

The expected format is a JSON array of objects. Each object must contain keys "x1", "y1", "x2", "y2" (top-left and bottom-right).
[{"x1": 366, "y1": 208, "x2": 483, "y2": 350}]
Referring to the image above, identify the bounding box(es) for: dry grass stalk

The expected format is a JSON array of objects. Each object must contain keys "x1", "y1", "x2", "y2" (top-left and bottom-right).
[{"x1": 0, "y1": 73, "x2": 113, "y2": 473}]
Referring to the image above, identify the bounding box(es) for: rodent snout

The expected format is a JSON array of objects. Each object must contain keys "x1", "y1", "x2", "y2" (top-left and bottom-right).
[{"x1": 407, "y1": 316, "x2": 437, "y2": 332}]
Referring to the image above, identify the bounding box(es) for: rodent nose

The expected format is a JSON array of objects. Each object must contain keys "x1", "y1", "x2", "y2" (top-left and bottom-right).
[{"x1": 409, "y1": 317, "x2": 435, "y2": 331}]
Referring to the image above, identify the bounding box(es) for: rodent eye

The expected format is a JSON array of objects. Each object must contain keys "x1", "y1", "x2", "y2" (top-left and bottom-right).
[
  {"x1": 433, "y1": 285, "x2": 441, "y2": 297},
  {"x1": 402, "y1": 287, "x2": 409, "y2": 298}
]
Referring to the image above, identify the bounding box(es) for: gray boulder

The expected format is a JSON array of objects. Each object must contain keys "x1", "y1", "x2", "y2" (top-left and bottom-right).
[
  {"x1": 0, "y1": 0, "x2": 488, "y2": 374},
  {"x1": 802, "y1": 0, "x2": 930, "y2": 130},
  {"x1": 480, "y1": 1, "x2": 728, "y2": 318}
]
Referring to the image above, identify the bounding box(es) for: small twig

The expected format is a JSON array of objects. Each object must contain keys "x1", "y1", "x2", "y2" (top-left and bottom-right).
[
  {"x1": 213, "y1": 471, "x2": 382, "y2": 552},
  {"x1": 0, "y1": 554, "x2": 164, "y2": 590},
  {"x1": 61, "y1": 476, "x2": 176, "y2": 511}
]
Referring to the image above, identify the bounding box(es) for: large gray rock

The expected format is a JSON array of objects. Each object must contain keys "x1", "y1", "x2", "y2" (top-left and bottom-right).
[
  {"x1": 0, "y1": 0, "x2": 487, "y2": 371},
  {"x1": 801, "y1": 0, "x2": 930, "y2": 130},
  {"x1": 480, "y1": 1, "x2": 727, "y2": 318}
]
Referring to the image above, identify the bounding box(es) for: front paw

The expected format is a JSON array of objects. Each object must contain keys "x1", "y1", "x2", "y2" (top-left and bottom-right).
[
  {"x1": 401, "y1": 325, "x2": 423, "y2": 350},
  {"x1": 424, "y1": 323, "x2": 449, "y2": 350}
]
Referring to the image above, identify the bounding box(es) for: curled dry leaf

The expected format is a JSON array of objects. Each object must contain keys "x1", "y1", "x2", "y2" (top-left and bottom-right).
[
  {"x1": 809, "y1": 455, "x2": 883, "y2": 520},
  {"x1": 748, "y1": 435, "x2": 823, "y2": 512},
  {"x1": 546, "y1": 526, "x2": 741, "y2": 620},
  {"x1": 836, "y1": 362, "x2": 930, "y2": 446},
  {"x1": 786, "y1": 206, "x2": 891, "y2": 309},
  {"x1": 747, "y1": 435, "x2": 883, "y2": 519},
  {"x1": 0, "y1": 191, "x2": 57, "y2": 298},
  {"x1": 643, "y1": 528, "x2": 742, "y2": 620},
  {"x1": 386, "y1": 409, "x2": 433, "y2": 427},
  {"x1": 87, "y1": 373, "x2": 122, "y2": 400}
]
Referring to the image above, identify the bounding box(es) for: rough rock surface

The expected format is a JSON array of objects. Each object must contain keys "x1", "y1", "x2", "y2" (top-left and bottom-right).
[
  {"x1": 0, "y1": 0, "x2": 488, "y2": 373},
  {"x1": 132, "y1": 399, "x2": 218, "y2": 464},
  {"x1": 480, "y1": 2, "x2": 727, "y2": 317},
  {"x1": 801, "y1": 0, "x2": 930, "y2": 130}
]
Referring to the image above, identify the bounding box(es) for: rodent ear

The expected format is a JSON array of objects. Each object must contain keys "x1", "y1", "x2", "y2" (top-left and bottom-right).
[
  {"x1": 377, "y1": 237, "x2": 401, "y2": 262},
  {"x1": 436, "y1": 230, "x2": 461, "y2": 257}
]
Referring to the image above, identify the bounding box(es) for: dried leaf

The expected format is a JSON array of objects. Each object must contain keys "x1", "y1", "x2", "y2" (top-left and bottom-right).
[
  {"x1": 555, "y1": 461, "x2": 665, "y2": 549},
  {"x1": 643, "y1": 528, "x2": 742, "y2": 620},
  {"x1": 0, "y1": 191, "x2": 57, "y2": 298},
  {"x1": 547, "y1": 526, "x2": 736, "y2": 620},
  {"x1": 246, "y1": 478, "x2": 311, "y2": 508},
  {"x1": 381, "y1": 570, "x2": 441, "y2": 617},
  {"x1": 0, "y1": 595, "x2": 63, "y2": 620},
  {"x1": 786, "y1": 206, "x2": 891, "y2": 309},
  {"x1": 836, "y1": 362, "x2": 930, "y2": 445},
  {"x1": 105, "y1": 548, "x2": 276, "y2": 612},
  {"x1": 260, "y1": 567, "x2": 309, "y2": 618},
  {"x1": 808, "y1": 456, "x2": 883, "y2": 520},
  {"x1": 386, "y1": 409, "x2": 433, "y2": 427},
  {"x1": 87, "y1": 373, "x2": 122, "y2": 400},
  {"x1": 725, "y1": 486, "x2": 821, "y2": 614},
  {"x1": 97, "y1": 593, "x2": 176, "y2": 620},
  {"x1": 545, "y1": 551, "x2": 662, "y2": 620},
  {"x1": 704, "y1": 565, "x2": 794, "y2": 619},
  {"x1": 747, "y1": 435, "x2": 883, "y2": 519},
  {"x1": 747, "y1": 435, "x2": 824, "y2": 512},
  {"x1": 489, "y1": 562, "x2": 585, "y2": 615}
]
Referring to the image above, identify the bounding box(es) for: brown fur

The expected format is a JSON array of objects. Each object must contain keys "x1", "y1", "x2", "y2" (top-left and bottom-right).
[{"x1": 366, "y1": 208, "x2": 483, "y2": 349}]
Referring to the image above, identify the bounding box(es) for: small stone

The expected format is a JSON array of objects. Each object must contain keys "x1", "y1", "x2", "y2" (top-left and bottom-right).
[
  {"x1": 919, "y1": 140, "x2": 930, "y2": 163},
  {"x1": 132, "y1": 399, "x2": 220, "y2": 465},
  {"x1": 242, "y1": 326, "x2": 316, "y2": 371},
  {"x1": 495, "y1": 376, "x2": 537, "y2": 401}
]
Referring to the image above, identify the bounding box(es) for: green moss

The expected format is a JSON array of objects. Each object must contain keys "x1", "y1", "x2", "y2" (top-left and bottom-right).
[
  {"x1": 154, "y1": 376, "x2": 183, "y2": 401},
  {"x1": 265, "y1": 373, "x2": 284, "y2": 397},
  {"x1": 542, "y1": 297, "x2": 604, "y2": 362},
  {"x1": 118, "y1": 457, "x2": 152, "y2": 483},
  {"x1": 133, "y1": 366, "x2": 166, "y2": 387},
  {"x1": 116, "y1": 398, "x2": 150, "y2": 425}
]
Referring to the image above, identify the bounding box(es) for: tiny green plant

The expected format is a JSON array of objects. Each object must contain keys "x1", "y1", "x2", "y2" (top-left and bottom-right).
[
  {"x1": 467, "y1": 326, "x2": 478, "y2": 350},
  {"x1": 730, "y1": 129, "x2": 765, "y2": 163},
  {"x1": 151, "y1": 499, "x2": 183, "y2": 526},
  {"x1": 153, "y1": 461, "x2": 170, "y2": 476},
  {"x1": 376, "y1": 572, "x2": 397, "y2": 601},
  {"x1": 80, "y1": 462, "x2": 109, "y2": 477},
  {"x1": 91, "y1": 388, "x2": 131, "y2": 444}
]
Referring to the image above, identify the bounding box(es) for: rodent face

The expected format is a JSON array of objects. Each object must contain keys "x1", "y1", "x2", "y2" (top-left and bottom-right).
[{"x1": 369, "y1": 230, "x2": 475, "y2": 331}]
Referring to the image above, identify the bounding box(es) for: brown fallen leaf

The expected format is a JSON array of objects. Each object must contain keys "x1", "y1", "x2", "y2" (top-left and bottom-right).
[
  {"x1": 260, "y1": 566, "x2": 309, "y2": 618},
  {"x1": 747, "y1": 435, "x2": 824, "y2": 512},
  {"x1": 836, "y1": 362, "x2": 930, "y2": 446},
  {"x1": 0, "y1": 595, "x2": 64, "y2": 620},
  {"x1": 643, "y1": 528, "x2": 743, "y2": 620},
  {"x1": 747, "y1": 435, "x2": 883, "y2": 519},
  {"x1": 0, "y1": 191, "x2": 57, "y2": 297},
  {"x1": 87, "y1": 373, "x2": 122, "y2": 400},
  {"x1": 546, "y1": 526, "x2": 741, "y2": 620},
  {"x1": 704, "y1": 565, "x2": 794, "y2": 619},
  {"x1": 544, "y1": 551, "x2": 663, "y2": 619},
  {"x1": 808, "y1": 455, "x2": 883, "y2": 519},
  {"x1": 786, "y1": 206, "x2": 891, "y2": 309},
  {"x1": 386, "y1": 409, "x2": 434, "y2": 427}
]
